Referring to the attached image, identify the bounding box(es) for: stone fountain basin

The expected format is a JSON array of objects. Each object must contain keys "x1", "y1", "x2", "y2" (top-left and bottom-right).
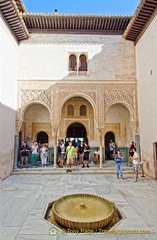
[{"x1": 52, "y1": 193, "x2": 114, "y2": 230}]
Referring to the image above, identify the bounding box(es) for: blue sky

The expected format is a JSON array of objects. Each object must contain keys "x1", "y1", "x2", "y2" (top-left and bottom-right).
[{"x1": 23, "y1": 0, "x2": 141, "y2": 16}]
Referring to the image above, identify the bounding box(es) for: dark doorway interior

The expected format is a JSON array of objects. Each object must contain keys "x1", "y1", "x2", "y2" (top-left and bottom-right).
[
  {"x1": 37, "y1": 131, "x2": 48, "y2": 144},
  {"x1": 105, "y1": 131, "x2": 115, "y2": 146},
  {"x1": 105, "y1": 131, "x2": 115, "y2": 160},
  {"x1": 67, "y1": 122, "x2": 87, "y2": 140}
]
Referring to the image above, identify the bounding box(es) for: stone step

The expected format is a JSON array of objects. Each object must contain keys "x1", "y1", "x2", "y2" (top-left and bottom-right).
[{"x1": 12, "y1": 167, "x2": 143, "y2": 175}]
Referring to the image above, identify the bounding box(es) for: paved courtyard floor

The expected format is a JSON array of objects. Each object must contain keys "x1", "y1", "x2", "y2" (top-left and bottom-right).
[{"x1": 0, "y1": 172, "x2": 157, "y2": 240}]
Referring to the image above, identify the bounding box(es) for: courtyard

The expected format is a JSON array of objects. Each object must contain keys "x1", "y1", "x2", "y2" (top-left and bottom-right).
[{"x1": 0, "y1": 172, "x2": 157, "y2": 240}]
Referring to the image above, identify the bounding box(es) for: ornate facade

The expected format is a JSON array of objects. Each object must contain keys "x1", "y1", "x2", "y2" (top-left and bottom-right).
[{"x1": 1, "y1": 0, "x2": 157, "y2": 178}]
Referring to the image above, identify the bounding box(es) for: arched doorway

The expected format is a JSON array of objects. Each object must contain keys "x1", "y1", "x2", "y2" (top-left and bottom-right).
[
  {"x1": 37, "y1": 131, "x2": 48, "y2": 144},
  {"x1": 66, "y1": 122, "x2": 87, "y2": 142},
  {"x1": 61, "y1": 97, "x2": 94, "y2": 140},
  {"x1": 105, "y1": 131, "x2": 115, "y2": 160}
]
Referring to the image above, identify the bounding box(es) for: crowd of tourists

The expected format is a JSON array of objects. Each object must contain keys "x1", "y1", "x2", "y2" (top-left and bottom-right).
[
  {"x1": 20, "y1": 141, "x2": 48, "y2": 168},
  {"x1": 19, "y1": 138, "x2": 141, "y2": 181},
  {"x1": 57, "y1": 139, "x2": 92, "y2": 173},
  {"x1": 19, "y1": 139, "x2": 100, "y2": 172}
]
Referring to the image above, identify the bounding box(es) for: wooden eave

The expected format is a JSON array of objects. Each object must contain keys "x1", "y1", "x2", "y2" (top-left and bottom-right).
[
  {"x1": 0, "y1": 0, "x2": 29, "y2": 42},
  {"x1": 123, "y1": 0, "x2": 157, "y2": 42},
  {"x1": 14, "y1": 0, "x2": 26, "y2": 13},
  {"x1": 22, "y1": 13, "x2": 131, "y2": 34}
]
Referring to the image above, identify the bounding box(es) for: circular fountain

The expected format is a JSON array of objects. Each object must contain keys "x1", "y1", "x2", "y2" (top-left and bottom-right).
[{"x1": 52, "y1": 193, "x2": 114, "y2": 230}]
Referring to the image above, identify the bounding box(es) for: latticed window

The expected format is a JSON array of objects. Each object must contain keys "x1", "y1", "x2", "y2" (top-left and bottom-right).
[
  {"x1": 79, "y1": 54, "x2": 87, "y2": 71},
  {"x1": 69, "y1": 54, "x2": 77, "y2": 71},
  {"x1": 67, "y1": 104, "x2": 74, "y2": 115},
  {"x1": 80, "y1": 105, "x2": 87, "y2": 116}
]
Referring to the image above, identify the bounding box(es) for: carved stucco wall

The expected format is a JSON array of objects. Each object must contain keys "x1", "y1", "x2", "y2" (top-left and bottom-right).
[
  {"x1": 60, "y1": 97, "x2": 94, "y2": 139},
  {"x1": 17, "y1": 82, "x2": 137, "y2": 147},
  {"x1": 105, "y1": 103, "x2": 132, "y2": 147},
  {"x1": 20, "y1": 90, "x2": 52, "y2": 110},
  {"x1": 32, "y1": 123, "x2": 51, "y2": 141},
  {"x1": 21, "y1": 103, "x2": 51, "y2": 145}
]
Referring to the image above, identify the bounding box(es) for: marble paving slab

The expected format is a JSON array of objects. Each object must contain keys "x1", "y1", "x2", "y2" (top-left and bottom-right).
[
  {"x1": 0, "y1": 173, "x2": 157, "y2": 240},
  {"x1": 0, "y1": 227, "x2": 20, "y2": 240}
]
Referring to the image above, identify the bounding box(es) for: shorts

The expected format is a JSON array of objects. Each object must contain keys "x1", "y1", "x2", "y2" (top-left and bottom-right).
[
  {"x1": 84, "y1": 154, "x2": 89, "y2": 161},
  {"x1": 79, "y1": 153, "x2": 84, "y2": 157},
  {"x1": 74, "y1": 152, "x2": 78, "y2": 158},
  {"x1": 67, "y1": 156, "x2": 74, "y2": 165},
  {"x1": 60, "y1": 153, "x2": 65, "y2": 159},
  {"x1": 133, "y1": 164, "x2": 139, "y2": 172},
  {"x1": 21, "y1": 156, "x2": 28, "y2": 164},
  {"x1": 109, "y1": 150, "x2": 113, "y2": 154}
]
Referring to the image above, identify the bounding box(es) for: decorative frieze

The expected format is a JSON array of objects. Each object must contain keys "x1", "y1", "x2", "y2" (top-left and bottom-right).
[
  {"x1": 32, "y1": 122, "x2": 51, "y2": 140},
  {"x1": 20, "y1": 90, "x2": 51, "y2": 109},
  {"x1": 104, "y1": 90, "x2": 135, "y2": 113}
]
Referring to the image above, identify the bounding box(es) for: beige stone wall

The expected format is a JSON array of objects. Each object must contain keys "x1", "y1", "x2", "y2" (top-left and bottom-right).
[
  {"x1": 18, "y1": 33, "x2": 135, "y2": 81},
  {"x1": 106, "y1": 103, "x2": 132, "y2": 147},
  {"x1": 17, "y1": 32, "x2": 137, "y2": 150},
  {"x1": 0, "y1": 103, "x2": 16, "y2": 180},
  {"x1": 0, "y1": 15, "x2": 18, "y2": 179},
  {"x1": 22, "y1": 104, "x2": 52, "y2": 146},
  {"x1": 136, "y1": 14, "x2": 157, "y2": 179},
  {"x1": 17, "y1": 81, "x2": 137, "y2": 149}
]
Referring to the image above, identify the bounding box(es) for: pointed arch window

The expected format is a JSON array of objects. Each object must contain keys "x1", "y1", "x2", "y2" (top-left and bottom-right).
[
  {"x1": 67, "y1": 104, "x2": 74, "y2": 116},
  {"x1": 79, "y1": 54, "x2": 87, "y2": 71},
  {"x1": 69, "y1": 54, "x2": 77, "y2": 71},
  {"x1": 80, "y1": 105, "x2": 87, "y2": 116}
]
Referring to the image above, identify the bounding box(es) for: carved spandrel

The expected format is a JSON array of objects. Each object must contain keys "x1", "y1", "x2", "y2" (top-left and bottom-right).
[
  {"x1": 104, "y1": 90, "x2": 135, "y2": 111},
  {"x1": 20, "y1": 90, "x2": 52, "y2": 109},
  {"x1": 32, "y1": 123, "x2": 51, "y2": 140}
]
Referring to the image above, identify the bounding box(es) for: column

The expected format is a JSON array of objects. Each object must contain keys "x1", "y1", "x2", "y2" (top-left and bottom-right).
[
  {"x1": 98, "y1": 128, "x2": 103, "y2": 168},
  {"x1": 14, "y1": 134, "x2": 19, "y2": 168},
  {"x1": 53, "y1": 126, "x2": 59, "y2": 168}
]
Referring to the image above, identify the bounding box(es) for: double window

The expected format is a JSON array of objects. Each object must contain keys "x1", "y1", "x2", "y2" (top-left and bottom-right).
[
  {"x1": 68, "y1": 53, "x2": 88, "y2": 74},
  {"x1": 67, "y1": 104, "x2": 87, "y2": 116}
]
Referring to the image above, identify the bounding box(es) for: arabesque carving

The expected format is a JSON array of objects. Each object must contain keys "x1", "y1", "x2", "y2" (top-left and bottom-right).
[
  {"x1": 20, "y1": 90, "x2": 51, "y2": 109},
  {"x1": 103, "y1": 123, "x2": 120, "y2": 140},
  {"x1": 104, "y1": 90, "x2": 135, "y2": 113},
  {"x1": 32, "y1": 122, "x2": 51, "y2": 140}
]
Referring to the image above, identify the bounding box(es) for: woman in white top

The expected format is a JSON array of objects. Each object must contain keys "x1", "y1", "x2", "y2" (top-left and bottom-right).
[
  {"x1": 58, "y1": 139, "x2": 65, "y2": 168},
  {"x1": 31, "y1": 141, "x2": 39, "y2": 167},
  {"x1": 128, "y1": 148, "x2": 139, "y2": 182},
  {"x1": 40, "y1": 143, "x2": 48, "y2": 167},
  {"x1": 94, "y1": 147, "x2": 100, "y2": 165}
]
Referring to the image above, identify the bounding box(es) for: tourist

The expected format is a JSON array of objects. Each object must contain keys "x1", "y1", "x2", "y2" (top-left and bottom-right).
[
  {"x1": 74, "y1": 146, "x2": 79, "y2": 165},
  {"x1": 129, "y1": 141, "x2": 136, "y2": 157},
  {"x1": 38, "y1": 141, "x2": 42, "y2": 161},
  {"x1": 79, "y1": 141, "x2": 84, "y2": 164},
  {"x1": 66, "y1": 141, "x2": 75, "y2": 172},
  {"x1": 115, "y1": 150, "x2": 123, "y2": 179},
  {"x1": 58, "y1": 139, "x2": 65, "y2": 168},
  {"x1": 31, "y1": 141, "x2": 39, "y2": 167},
  {"x1": 40, "y1": 143, "x2": 48, "y2": 167},
  {"x1": 38, "y1": 141, "x2": 42, "y2": 150},
  {"x1": 94, "y1": 147, "x2": 100, "y2": 165},
  {"x1": 105, "y1": 145, "x2": 109, "y2": 160},
  {"x1": 20, "y1": 141, "x2": 29, "y2": 168},
  {"x1": 57, "y1": 139, "x2": 62, "y2": 166},
  {"x1": 109, "y1": 139, "x2": 115, "y2": 160},
  {"x1": 128, "y1": 148, "x2": 139, "y2": 182},
  {"x1": 75, "y1": 139, "x2": 80, "y2": 148},
  {"x1": 82, "y1": 142, "x2": 90, "y2": 168},
  {"x1": 65, "y1": 138, "x2": 70, "y2": 147}
]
